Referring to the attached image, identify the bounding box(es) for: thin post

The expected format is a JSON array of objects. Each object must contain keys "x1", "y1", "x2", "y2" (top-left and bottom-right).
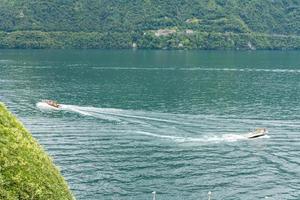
[
  {"x1": 208, "y1": 191, "x2": 212, "y2": 200},
  {"x1": 152, "y1": 191, "x2": 156, "y2": 200}
]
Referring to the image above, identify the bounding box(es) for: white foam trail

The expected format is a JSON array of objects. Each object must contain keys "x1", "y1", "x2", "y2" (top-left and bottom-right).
[
  {"x1": 37, "y1": 103, "x2": 124, "y2": 121},
  {"x1": 36, "y1": 103, "x2": 92, "y2": 116},
  {"x1": 91, "y1": 67, "x2": 300, "y2": 73},
  {"x1": 44, "y1": 103, "x2": 192, "y2": 124},
  {"x1": 61, "y1": 105, "x2": 92, "y2": 116},
  {"x1": 36, "y1": 102, "x2": 271, "y2": 144},
  {"x1": 137, "y1": 131, "x2": 187, "y2": 142},
  {"x1": 61, "y1": 105, "x2": 123, "y2": 121},
  {"x1": 86, "y1": 109, "x2": 181, "y2": 124},
  {"x1": 135, "y1": 131, "x2": 265, "y2": 143},
  {"x1": 182, "y1": 68, "x2": 300, "y2": 73},
  {"x1": 0, "y1": 59, "x2": 12, "y2": 63}
]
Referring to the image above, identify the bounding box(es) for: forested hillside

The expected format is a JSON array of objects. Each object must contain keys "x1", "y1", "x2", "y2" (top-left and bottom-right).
[{"x1": 0, "y1": 0, "x2": 300, "y2": 49}]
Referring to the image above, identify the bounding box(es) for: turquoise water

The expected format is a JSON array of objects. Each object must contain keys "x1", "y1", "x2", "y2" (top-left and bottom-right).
[{"x1": 1, "y1": 50, "x2": 300, "y2": 199}]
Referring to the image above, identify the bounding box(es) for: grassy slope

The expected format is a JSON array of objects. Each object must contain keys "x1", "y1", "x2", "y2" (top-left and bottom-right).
[{"x1": 0, "y1": 103, "x2": 73, "y2": 200}]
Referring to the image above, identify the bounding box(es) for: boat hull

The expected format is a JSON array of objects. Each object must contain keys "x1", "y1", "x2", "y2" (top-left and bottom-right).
[
  {"x1": 36, "y1": 102, "x2": 61, "y2": 110},
  {"x1": 246, "y1": 129, "x2": 268, "y2": 139}
]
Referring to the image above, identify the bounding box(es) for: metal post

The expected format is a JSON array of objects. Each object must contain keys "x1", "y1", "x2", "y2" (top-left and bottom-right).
[
  {"x1": 152, "y1": 191, "x2": 156, "y2": 200},
  {"x1": 208, "y1": 191, "x2": 212, "y2": 200}
]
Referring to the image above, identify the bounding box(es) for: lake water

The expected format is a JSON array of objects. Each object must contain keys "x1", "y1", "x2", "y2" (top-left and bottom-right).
[{"x1": 0, "y1": 50, "x2": 300, "y2": 200}]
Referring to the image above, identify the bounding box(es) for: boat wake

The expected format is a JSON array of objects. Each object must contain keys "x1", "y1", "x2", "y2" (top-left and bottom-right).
[
  {"x1": 91, "y1": 66, "x2": 300, "y2": 74},
  {"x1": 36, "y1": 102, "x2": 270, "y2": 144},
  {"x1": 37, "y1": 102, "x2": 197, "y2": 124},
  {"x1": 136, "y1": 131, "x2": 269, "y2": 144}
]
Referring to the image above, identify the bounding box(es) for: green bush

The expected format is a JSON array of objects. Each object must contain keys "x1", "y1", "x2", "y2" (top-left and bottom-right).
[{"x1": 0, "y1": 103, "x2": 74, "y2": 200}]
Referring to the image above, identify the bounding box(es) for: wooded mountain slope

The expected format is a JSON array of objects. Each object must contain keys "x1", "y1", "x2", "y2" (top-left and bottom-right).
[{"x1": 0, "y1": 0, "x2": 300, "y2": 49}]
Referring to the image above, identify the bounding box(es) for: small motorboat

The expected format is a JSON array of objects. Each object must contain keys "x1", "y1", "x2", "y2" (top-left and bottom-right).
[
  {"x1": 43, "y1": 100, "x2": 60, "y2": 108},
  {"x1": 36, "y1": 99, "x2": 64, "y2": 111},
  {"x1": 246, "y1": 128, "x2": 268, "y2": 139}
]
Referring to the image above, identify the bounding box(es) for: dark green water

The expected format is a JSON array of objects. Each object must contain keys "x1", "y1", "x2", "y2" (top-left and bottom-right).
[{"x1": 1, "y1": 50, "x2": 300, "y2": 199}]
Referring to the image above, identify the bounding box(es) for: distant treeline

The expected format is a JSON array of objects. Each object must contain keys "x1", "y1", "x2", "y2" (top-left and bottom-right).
[
  {"x1": 1, "y1": 31, "x2": 300, "y2": 50},
  {"x1": 1, "y1": 0, "x2": 300, "y2": 49}
]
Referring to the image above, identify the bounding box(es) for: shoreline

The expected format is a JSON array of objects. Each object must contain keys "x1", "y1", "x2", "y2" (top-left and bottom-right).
[{"x1": 1, "y1": 31, "x2": 300, "y2": 50}]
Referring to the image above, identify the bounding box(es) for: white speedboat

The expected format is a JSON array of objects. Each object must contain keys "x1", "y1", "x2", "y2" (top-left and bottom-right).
[{"x1": 246, "y1": 128, "x2": 268, "y2": 139}]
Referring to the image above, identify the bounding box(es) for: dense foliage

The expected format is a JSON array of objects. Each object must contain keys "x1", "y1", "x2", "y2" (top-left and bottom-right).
[
  {"x1": 0, "y1": 0, "x2": 300, "y2": 49},
  {"x1": 0, "y1": 103, "x2": 74, "y2": 200}
]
